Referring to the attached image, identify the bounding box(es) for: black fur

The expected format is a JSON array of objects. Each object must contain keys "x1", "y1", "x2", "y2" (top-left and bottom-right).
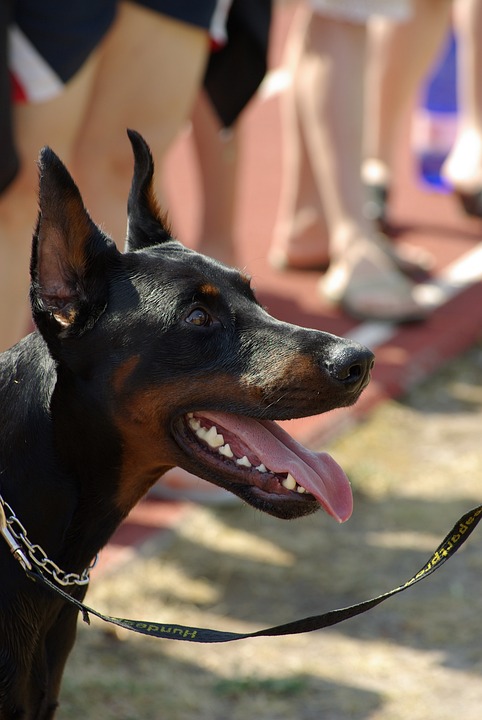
[{"x1": 0, "y1": 130, "x2": 374, "y2": 718}]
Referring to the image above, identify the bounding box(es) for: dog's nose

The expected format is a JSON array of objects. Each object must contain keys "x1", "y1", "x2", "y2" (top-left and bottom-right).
[{"x1": 325, "y1": 343, "x2": 374, "y2": 391}]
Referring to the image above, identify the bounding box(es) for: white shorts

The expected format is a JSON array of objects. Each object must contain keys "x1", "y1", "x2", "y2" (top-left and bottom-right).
[{"x1": 309, "y1": 0, "x2": 412, "y2": 23}]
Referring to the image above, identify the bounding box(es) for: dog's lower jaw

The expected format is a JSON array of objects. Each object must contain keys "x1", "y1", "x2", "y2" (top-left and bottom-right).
[
  {"x1": 237, "y1": 484, "x2": 320, "y2": 520},
  {"x1": 171, "y1": 411, "x2": 352, "y2": 522}
]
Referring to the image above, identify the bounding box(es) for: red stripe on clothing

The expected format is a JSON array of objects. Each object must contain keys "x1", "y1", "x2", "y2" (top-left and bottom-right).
[{"x1": 10, "y1": 71, "x2": 27, "y2": 104}]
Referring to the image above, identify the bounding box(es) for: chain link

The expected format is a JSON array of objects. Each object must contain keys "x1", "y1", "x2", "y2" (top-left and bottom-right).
[{"x1": 0, "y1": 493, "x2": 95, "y2": 586}]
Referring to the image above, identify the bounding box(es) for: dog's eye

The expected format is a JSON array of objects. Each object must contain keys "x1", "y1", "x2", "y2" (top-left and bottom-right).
[{"x1": 185, "y1": 308, "x2": 212, "y2": 327}]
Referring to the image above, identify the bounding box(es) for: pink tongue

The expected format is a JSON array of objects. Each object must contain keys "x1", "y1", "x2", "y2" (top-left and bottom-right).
[{"x1": 202, "y1": 412, "x2": 353, "y2": 523}]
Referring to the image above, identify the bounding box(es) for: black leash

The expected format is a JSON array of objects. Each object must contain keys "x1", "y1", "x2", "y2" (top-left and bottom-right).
[{"x1": 25, "y1": 504, "x2": 482, "y2": 644}]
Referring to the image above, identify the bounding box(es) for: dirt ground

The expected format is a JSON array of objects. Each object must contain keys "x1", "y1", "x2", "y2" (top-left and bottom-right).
[{"x1": 60, "y1": 340, "x2": 482, "y2": 720}]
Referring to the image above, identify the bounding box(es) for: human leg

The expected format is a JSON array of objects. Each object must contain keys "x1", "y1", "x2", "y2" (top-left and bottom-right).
[
  {"x1": 73, "y1": 1, "x2": 210, "y2": 245},
  {"x1": 191, "y1": 89, "x2": 240, "y2": 266},
  {"x1": 0, "y1": 51, "x2": 100, "y2": 351},
  {"x1": 270, "y1": 5, "x2": 330, "y2": 271},
  {"x1": 290, "y1": 9, "x2": 426, "y2": 321},
  {"x1": 363, "y1": 0, "x2": 451, "y2": 192}
]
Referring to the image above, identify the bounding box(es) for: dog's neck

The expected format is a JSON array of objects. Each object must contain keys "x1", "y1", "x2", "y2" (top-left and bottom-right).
[{"x1": 0, "y1": 332, "x2": 135, "y2": 575}]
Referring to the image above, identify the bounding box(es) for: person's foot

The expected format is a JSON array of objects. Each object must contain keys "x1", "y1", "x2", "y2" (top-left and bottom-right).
[
  {"x1": 318, "y1": 238, "x2": 428, "y2": 323},
  {"x1": 373, "y1": 233, "x2": 433, "y2": 280},
  {"x1": 270, "y1": 211, "x2": 432, "y2": 280},
  {"x1": 269, "y1": 208, "x2": 330, "y2": 271}
]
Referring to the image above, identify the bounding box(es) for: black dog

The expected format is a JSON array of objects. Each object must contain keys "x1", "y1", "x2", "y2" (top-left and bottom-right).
[{"x1": 0, "y1": 130, "x2": 373, "y2": 719}]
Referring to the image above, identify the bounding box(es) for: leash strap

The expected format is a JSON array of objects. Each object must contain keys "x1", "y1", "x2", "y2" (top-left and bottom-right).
[{"x1": 26, "y1": 504, "x2": 482, "y2": 644}]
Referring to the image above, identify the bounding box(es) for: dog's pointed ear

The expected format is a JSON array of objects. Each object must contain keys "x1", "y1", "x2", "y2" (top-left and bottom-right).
[
  {"x1": 31, "y1": 146, "x2": 118, "y2": 340},
  {"x1": 125, "y1": 129, "x2": 173, "y2": 251}
]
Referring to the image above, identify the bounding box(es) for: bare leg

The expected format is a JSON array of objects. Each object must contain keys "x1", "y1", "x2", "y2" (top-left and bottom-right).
[
  {"x1": 0, "y1": 51, "x2": 100, "y2": 351},
  {"x1": 363, "y1": 0, "x2": 451, "y2": 188},
  {"x1": 191, "y1": 90, "x2": 239, "y2": 266},
  {"x1": 296, "y1": 13, "x2": 368, "y2": 254},
  {"x1": 287, "y1": 9, "x2": 426, "y2": 321},
  {"x1": 442, "y1": 0, "x2": 482, "y2": 192},
  {"x1": 270, "y1": 7, "x2": 329, "y2": 271},
  {"x1": 74, "y1": 2, "x2": 210, "y2": 246}
]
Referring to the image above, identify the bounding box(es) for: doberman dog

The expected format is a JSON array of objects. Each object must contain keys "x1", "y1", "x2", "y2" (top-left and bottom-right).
[{"x1": 0, "y1": 130, "x2": 373, "y2": 719}]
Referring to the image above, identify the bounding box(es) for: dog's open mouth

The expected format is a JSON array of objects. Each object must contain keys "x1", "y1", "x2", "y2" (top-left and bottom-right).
[{"x1": 173, "y1": 411, "x2": 353, "y2": 522}]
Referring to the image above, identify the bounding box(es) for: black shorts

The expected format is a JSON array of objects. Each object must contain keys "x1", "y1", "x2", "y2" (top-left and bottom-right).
[
  {"x1": 3, "y1": 0, "x2": 224, "y2": 191},
  {"x1": 10, "y1": 0, "x2": 221, "y2": 101}
]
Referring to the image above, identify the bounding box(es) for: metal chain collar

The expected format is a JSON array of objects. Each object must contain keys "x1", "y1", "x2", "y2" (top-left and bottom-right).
[{"x1": 0, "y1": 493, "x2": 94, "y2": 587}]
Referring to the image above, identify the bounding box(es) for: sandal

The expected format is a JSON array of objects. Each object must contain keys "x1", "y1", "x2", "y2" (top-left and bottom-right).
[
  {"x1": 318, "y1": 246, "x2": 428, "y2": 323},
  {"x1": 270, "y1": 232, "x2": 433, "y2": 280},
  {"x1": 374, "y1": 233, "x2": 433, "y2": 281}
]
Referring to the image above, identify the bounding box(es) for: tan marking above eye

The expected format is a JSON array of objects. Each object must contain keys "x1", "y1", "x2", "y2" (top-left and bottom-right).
[{"x1": 199, "y1": 283, "x2": 220, "y2": 297}]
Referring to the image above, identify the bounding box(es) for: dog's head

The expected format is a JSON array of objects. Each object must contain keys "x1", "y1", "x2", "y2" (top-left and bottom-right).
[{"x1": 30, "y1": 131, "x2": 373, "y2": 523}]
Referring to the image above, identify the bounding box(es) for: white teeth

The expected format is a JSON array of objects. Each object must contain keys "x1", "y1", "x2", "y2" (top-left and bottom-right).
[
  {"x1": 282, "y1": 474, "x2": 297, "y2": 490},
  {"x1": 204, "y1": 425, "x2": 225, "y2": 448},
  {"x1": 219, "y1": 443, "x2": 234, "y2": 458},
  {"x1": 193, "y1": 422, "x2": 224, "y2": 448},
  {"x1": 189, "y1": 415, "x2": 308, "y2": 491},
  {"x1": 196, "y1": 426, "x2": 208, "y2": 441},
  {"x1": 190, "y1": 417, "x2": 269, "y2": 471},
  {"x1": 281, "y1": 474, "x2": 307, "y2": 493}
]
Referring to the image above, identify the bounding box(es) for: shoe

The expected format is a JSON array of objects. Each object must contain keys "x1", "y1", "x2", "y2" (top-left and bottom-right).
[
  {"x1": 373, "y1": 233, "x2": 433, "y2": 281},
  {"x1": 318, "y1": 247, "x2": 428, "y2": 323},
  {"x1": 270, "y1": 232, "x2": 432, "y2": 281},
  {"x1": 148, "y1": 468, "x2": 240, "y2": 506},
  {"x1": 362, "y1": 183, "x2": 434, "y2": 277}
]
